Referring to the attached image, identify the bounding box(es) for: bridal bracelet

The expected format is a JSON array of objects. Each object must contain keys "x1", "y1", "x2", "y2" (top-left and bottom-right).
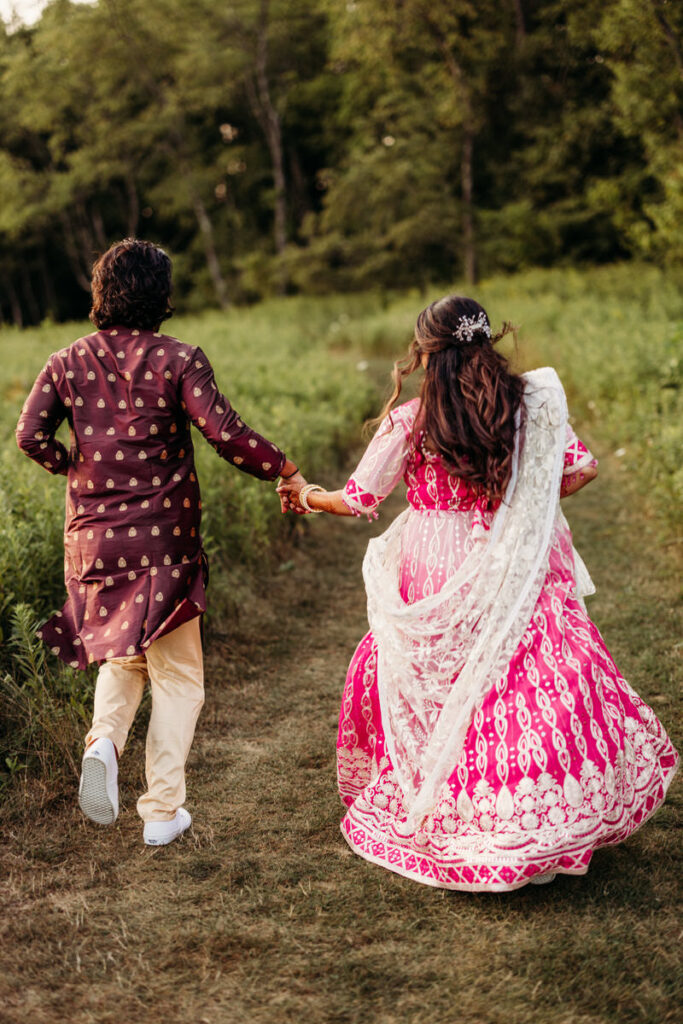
[{"x1": 298, "y1": 483, "x2": 325, "y2": 513}]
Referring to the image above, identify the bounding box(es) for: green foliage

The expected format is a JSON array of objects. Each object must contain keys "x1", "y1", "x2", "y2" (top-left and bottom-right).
[
  {"x1": 1, "y1": 264, "x2": 680, "y2": 795},
  {"x1": 347, "y1": 262, "x2": 683, "y2": 535},
  {"x1": 0, "y1": 604, "x2": 93, "y2": 794},
  {"x1": 1, "y1": 1, "x2": 682, "y2": 324},
  {"x1": 509, "y1": 265, "x2": 683, "y2": 532},
  {"x1": 0, "y1": 0, "x2": 342, "y2": 321},
  {"x1": 292, "y1": 0, "x2": 683, "y2": 287},
  {"x1": 594, "y1": 0, "x2": 683, "y2": 264},
  {"x1": 0, "y1": 297, "x2": 375, "y2": 790}
]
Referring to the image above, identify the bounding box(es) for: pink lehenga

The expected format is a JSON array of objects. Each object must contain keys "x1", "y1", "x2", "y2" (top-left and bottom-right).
[{"x1": 337, "y1": 368, "x2": 678, "y2": 891}]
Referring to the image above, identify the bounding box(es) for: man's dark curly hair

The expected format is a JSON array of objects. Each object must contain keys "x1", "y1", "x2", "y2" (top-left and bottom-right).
[{"x1": 89, "y1": 238, "x2": 174, "y2": 331}]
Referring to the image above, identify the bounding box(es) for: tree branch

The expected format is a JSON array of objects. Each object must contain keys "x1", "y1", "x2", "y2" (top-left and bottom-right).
[{"x1": 650, "y1": 0, "x2": 683, "y2": 78}]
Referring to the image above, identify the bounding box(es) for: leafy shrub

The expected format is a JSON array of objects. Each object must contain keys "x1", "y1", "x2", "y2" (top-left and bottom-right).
[
  {"x1": 0, "y1": 300, "x2": 375, "y2": 792},
  {"x1": 0, "y1": 605, "x2": 93, "y2": 796},
  {"x1": 343, "y1": 263, "x2": 683, "y2": 536},
  {"x1": 2, "y1": 265, "x2": 680, "y2": 795}
]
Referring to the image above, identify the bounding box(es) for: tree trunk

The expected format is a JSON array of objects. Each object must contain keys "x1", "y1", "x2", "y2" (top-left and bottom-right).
[
  {"x1": 246, "y1": 0, "x2": 288, "y2": 291},
  {"x1": 126, "y1": 176, "x2": 140, "y2": 237},
  {"x1": 650, "y1": 1, "x2": 683, "y2": 78},
  {"x1": 60, "y1": 213, "x2": 92, "y2": 292},
  {"x1": 21, "y1": 265, "x2": 41, "y2": 324},
  {"x1": 75, "y1": 200, "x2": 98, "y2": 278},
  {"x1": 192, "y1": 195, "x2": 230, "y2": 309},
  {"x1": 91, "y1": 205, "x2": 108, "y2": 252},
  {"x1": 256, "y1": 1, "x2": 287, "y2": 255},
  {"x1": 289, "y1": 145, "x2": 312, "y2": 225},
  {"x1": 39, "y1": 251, "x2": 58, "y2": 319},
  {"x1": 461, "y1": 125, "x2": 477, "y2": 285},
  {"x1": 423, "y1": 16, "x2": 479, "y2": 285},
  {"x1": 5, "y1": 277, "x2": 24, "y2": 327},
  {"x1": 511, "y1": 0, "x2": 526, "y2": 48}
]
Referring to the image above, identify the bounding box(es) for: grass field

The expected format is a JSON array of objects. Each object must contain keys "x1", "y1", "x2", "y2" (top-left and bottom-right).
[
  {"x1": 1, "y1": 263, "x2": 681, "y2": 795},
  {"x1": 0, "y1": 300, "x2": 378, "y2": 790},
  {"x1": 0, "y1": 403, "x2": 680, "y2": 1024},
  {"x1": 0, "y1": 263, "x2": 680, "y2": 1022}
]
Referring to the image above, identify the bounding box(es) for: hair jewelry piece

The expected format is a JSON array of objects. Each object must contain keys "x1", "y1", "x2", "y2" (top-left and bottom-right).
[{"x1": 452, "y1": 311, "x2": 491, "y2": 343}]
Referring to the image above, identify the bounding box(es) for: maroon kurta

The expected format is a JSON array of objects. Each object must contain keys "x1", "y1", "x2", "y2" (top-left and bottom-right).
[{"x1": 16, "y1": 326, "x2": 286, "y2": 668}]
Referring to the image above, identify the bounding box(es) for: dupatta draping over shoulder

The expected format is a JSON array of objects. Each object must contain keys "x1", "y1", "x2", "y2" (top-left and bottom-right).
[{"x1": 363, "y1": 367, "x2": 569, "y2": 831}]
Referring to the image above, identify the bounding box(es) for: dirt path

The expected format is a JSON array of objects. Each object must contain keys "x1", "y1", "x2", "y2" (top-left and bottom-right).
[{"x1": 0, "y1": 451, "x2": 680, "y2": 1024}]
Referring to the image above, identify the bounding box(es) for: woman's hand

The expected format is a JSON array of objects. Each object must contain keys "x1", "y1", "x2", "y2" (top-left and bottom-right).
[
  {"x1": 277, "y1": 479, "x2": 358, "y2": 517},
  {"x1": 560, "y1": 460, "x2": 598, "y2": 498}
]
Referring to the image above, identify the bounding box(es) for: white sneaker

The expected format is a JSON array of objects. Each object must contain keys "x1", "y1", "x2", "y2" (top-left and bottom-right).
[
  {"x1": 79, "y1": 737, "x2": 119, "y2": 825},
  {"x1": 529, "y1": 871, "x2": 557, "y2": 885},
  {"x1": 143, "y1": 807, "x2": 192, "y2": 846}
]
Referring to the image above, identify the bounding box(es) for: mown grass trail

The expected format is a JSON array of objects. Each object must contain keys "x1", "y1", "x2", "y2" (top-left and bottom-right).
[{"x1": 0, "y1": 427, "x2": 680, "y2": 1024}]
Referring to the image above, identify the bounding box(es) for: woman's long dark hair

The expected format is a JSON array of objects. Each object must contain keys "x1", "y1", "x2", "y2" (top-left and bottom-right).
[{"x1": 373, "y1": 296, "x2": 525, "y2": 506}]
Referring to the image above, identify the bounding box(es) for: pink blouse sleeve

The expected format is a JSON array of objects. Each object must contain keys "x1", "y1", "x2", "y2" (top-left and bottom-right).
[
  {"x1": 563, "y1": 424, "x2": 596, "y2": 473},
  {"x1": 343, "y1": 403, "x2": 416, "y2": 518},
  {"x1": 561, "y1": 423, "x2": 598, "y2": 496}
]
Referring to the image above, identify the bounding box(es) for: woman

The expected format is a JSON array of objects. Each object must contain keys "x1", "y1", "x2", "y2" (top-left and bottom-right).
[
  {"x1": 16, "y1": 238, "x2": 304, "y2": 846},
  {"x1": 278, "y1": 295, "x2": 678, "y2": 891}
]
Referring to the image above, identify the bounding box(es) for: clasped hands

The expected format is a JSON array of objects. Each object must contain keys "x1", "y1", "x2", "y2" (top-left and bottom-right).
[{"x1": 277, "y1": 469, "x2": 312, "y2": 515}]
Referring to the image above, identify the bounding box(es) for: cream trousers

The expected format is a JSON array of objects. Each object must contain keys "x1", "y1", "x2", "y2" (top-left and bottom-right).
[{"x1": 85, "y1": 616, "x2": 204, "y2": 822}]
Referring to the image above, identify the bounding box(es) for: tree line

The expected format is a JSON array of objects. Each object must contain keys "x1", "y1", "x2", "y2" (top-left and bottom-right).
[{"x1": 0, "y1": 0, "x2": 681, "y2": 326}]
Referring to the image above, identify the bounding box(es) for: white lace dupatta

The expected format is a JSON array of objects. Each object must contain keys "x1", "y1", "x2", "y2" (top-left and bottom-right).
[{"x1": 363, "y1": 367, "x2": 569, "y2": 831}]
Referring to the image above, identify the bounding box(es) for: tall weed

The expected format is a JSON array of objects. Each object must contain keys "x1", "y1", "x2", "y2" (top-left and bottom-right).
[
  {"x1": 1, "y1": 264, "x2": 679, "y2": 795},
  {"x1": 339, "y1": 264, "x2": 683, "y2": 536},
  {"x1": 0, "y1": 605, "x2": 92, "y2": 796},
  {"x1": 0, "y1": 303, "x2": 375, "y2": 792}
]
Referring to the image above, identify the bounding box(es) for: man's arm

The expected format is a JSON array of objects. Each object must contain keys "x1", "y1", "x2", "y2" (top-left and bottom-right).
[
  {"x1": 16, "y1": 359, "x2": 69, "y2": 475},
  {"x1": 179, "y1": 347, "x2": 286, "y2": 481}
]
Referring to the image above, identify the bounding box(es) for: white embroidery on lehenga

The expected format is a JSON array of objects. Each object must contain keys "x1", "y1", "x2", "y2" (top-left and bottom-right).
[
  {"x1": 336, "y1": 372, "x2": 678, "y2": 890},
  {"x1": 364, "y1": 369, "x2": 572, "y2": 830}
]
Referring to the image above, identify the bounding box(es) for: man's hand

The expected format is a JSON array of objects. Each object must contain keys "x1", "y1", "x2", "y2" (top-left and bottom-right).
[{"x1": 277, "y1": 470, "x2": 308, "y2": 514}]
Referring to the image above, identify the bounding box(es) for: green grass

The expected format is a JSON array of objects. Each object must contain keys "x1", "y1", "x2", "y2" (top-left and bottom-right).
[
  {"x1": 325, "y1": 263, "x2": 683, "y2": 535},
  {"x1": 1, "y1": 262, "x2": 681, "y2": 795},
  {"x1": 0, "y1": 451, "x2": 679, "y2": 1024},
  {"x1": 0, "y1": 263, "x2": 679, "y2": 1023},
  {"x1": 0, "y1": 300, "x2": 377, "y2": 791}
]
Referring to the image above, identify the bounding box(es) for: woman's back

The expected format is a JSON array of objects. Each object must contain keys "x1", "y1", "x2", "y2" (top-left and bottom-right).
[{"x1": 343, "y1": 384, "x2": 595, "y2": 604}]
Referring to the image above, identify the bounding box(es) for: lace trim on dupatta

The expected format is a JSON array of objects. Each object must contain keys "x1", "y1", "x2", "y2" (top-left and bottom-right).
[{"x1": 363, "y1": 367, "x2": 569, "y2": 831}]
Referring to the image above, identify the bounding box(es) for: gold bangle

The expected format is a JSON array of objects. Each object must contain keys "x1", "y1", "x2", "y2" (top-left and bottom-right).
[{"x1": 299, "y1": 483, "x2": 324, "y2": 513}]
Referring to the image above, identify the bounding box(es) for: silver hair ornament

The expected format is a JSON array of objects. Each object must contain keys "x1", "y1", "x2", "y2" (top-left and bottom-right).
[{"x1": 452, "y1": 311, "x2": 491, "y2": 343}]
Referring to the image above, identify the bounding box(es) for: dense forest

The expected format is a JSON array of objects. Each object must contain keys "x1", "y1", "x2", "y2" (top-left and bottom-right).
[{"x1": 0, "y1": 0, "x2": 681, "y2": 326}]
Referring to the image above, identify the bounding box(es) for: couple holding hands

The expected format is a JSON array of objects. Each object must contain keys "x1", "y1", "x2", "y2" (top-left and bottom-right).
[{"x1": 17, "y1": 239, "x2": 676, "y2": 890}]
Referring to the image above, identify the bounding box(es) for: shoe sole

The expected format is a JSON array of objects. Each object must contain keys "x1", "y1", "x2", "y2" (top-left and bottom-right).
[{"x1": 79, "y1": 757, "x2": 117, "y2": 825}]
